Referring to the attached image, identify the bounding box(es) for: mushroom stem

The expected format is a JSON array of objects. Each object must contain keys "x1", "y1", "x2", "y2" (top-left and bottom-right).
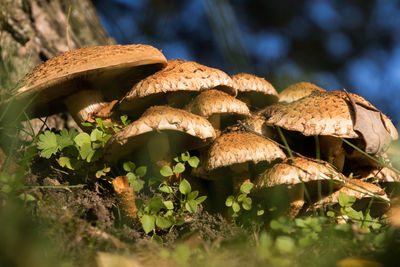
[
  {"x1": 319, "y1": 136, "x2": 345, "y2": 171},
  {"x1": 208, "y1": 114, "x2": 221, "y2": 130},
  {"x1": 230, "y1": 162, "x2": 251, "y2": 194},
  {"x1": 147, "y1": 132, "x2": 171, "y2": 162},
  {"x1": 64, "y1": 89, "x2": 109, "y2": 125},
  {"x1": 287, "y1": 183, "x2": 305, "y2": 219},
  {"x1": 112, "y1": 176, "x2": 138, "y2": 224}
]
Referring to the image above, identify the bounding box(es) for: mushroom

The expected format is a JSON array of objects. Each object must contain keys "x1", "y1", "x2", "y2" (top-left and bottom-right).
[
  {"x1": 104, "y1": 106, "x2": 216, "y2": 164},
  {"x1": 309, "y1": 179, "x2": 390, "y2": 218},
  {"x1": 7, "y1": 44, "x2": 167, "y2": 127},
  {"x1": 278, "y1": 81, "x2": 325, "y2": 103},
  {"x1": 254, "y1": 157, "x2": 345, "y2": 218},
  {"x1": 231, "y1": 73, "x2": 278, "y2": 111},
  {"x1": 206, "y1": 131, "x2": 286, "y2": 195},
  {"x1": 184, "y1": 89, "x2": 251, "y2": 130},
  {"x1": 118, "y1": 59, "x2": 236, "y2": 119},
  {"x1": 262, "y1": 90, "x2": 398, "y2": 171}
]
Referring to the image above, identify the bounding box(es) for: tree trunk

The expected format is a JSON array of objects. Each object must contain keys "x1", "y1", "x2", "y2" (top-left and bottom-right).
[{"x1": 0, "y1": 0, "x2": 114, "y2": 131}]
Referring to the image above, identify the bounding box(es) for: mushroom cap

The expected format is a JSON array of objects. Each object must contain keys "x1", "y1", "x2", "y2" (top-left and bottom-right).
[
  {"x1": 231, "y1": 73, "x2": 278, "y2": 109},
  {"x1": 278, "y1": 82, "x2": 325, "y2": 103},
  {"x1": 104, "y1": 106, "x2": 216, "y2": 163},
  {"x1": 12, "y1": 44, "x2": 167, "y2": 117},
  {"x1": 263, "y1": 90, "x2": 398, "y2": 139},
  {"x1": 255, "y1": 157, "x2": 345, "y2": 188},
  {"x1": 206, "y1": 131, "x2": 286, "y2": 171},
  {"x1": 358, "y1": 167, "x2": 400, "y2": 183},
  {"x1": 119, "y1": 59, "x2": 236, "y2": 112},
  {"x1": 184, "y1": 89, "x2": 250, "y2": 118},
  {"x1": 313, "y1": 179, "x2": 389, "y2": 205}
]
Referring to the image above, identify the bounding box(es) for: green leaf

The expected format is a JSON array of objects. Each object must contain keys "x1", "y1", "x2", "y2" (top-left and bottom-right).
[
  {"x1": 147, "y1": 196, "x2": 164, "y2": 213},
  {"x1": 159, "y1": 185, "x2": 173, "y2": 194},
  {"x1": 242, "y1": 197, "x2": 252, "y2": 210},
  {"x1": 275, "y1": 236, "x2": 295, "y2": 253},
  {"x1": 79, "y1": 143, "x2": 95, "y2": 162},
  {"x1": 187, "y1": 190, "x2": 199, "y2": 200},
  {"x1": 338, "y1": 192, "x2": 357, "y2": 207},
  {"x1": 237, "y1": 193, "x2": 247, "y2": 202},
  {"x1": 173, "y1": 163, "x2": 185, "y2": 174},
  {"x1": 37, "y1": 131, "x2": 58, "y2": 158},
  {"x1": 142, "y1": 215, "x2": 156, "y2": 234},
  {"x1": 18, "y1": 193, "x2": 35, "y2": 202},
  {"x1": 163, "y1": 200, "x2": 174, "y2": 210},
  {"x1": 123, "y1": 161, "x2": 136, "y2": 172},
  {"x1": 90, "y1": 128, "x2": 103, "y2": 142},
  {"x1": 232, "y1": 201, "x2": 241, "y2": 213},
  {"x1": 173, "y1": 156, "x2": 180, "y2": 163},
  {"x1": 196, "y1": 195, "x2": 207, "y2": 204},
  {"x1": 160, "y1": 166, "x2": 173, "y2": 177},
  {"x1": 240, "y1": 182, "x2": 254, "y2": 194},
  {"x1": 74, "y1": 133, "x2": 91, "y2": 147},
  {"x1": 151, "y1": 234, "x2": 163, "y2": 244},
  {"x1": 257, "y1": 209, "x2": 264, "y2": 216},
  {"x1": 132, "y1": 179, "x2": 143, "y2": 192},
  {"x1": 179, "y1": 179, "x2": 191, "y2": 195},
  {"x1": 181, "y1": 151, "x2": 190, "y2": 162},
  {"x1": 120, "y1": 115, "x2": 129, "y2": 126},
  {"x1": 185, "y1": 199, "x2": 198, "y2": 213},
  {"x1": 57, "y1": 129, "x2": 77, "y2": 150},
  {"x1": 57, "y1": 157, "x2": 73, "y2": 170},
  {"x1": 81, "y1": 122, "x2": 93, "y2": 127},
  {"x1": 156, "y1": 216, "x2": 173, "y2": 229},
  {"x1": 327, "y1": 211, "x2": 335, "y2": 217},
  {"x1": 175, "y1": 217, "x2": 185, "y2": 226},
  {"x1": 188, "y1": 156, "x2": 200, "y2": 168},
  {"x1": 95, "y1": 166, "x2": 110, "y2": 178},
  {"x1": 135, "y1": 166, "x2": 147, "y2": 177},
  {"x1": 225, "y1": 196, "x2": 234, "y2": 207}
]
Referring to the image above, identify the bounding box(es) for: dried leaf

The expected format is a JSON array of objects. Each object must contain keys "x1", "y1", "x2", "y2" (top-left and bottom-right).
[{"x1": 344, "y1": 90, "x2": 392, "y2": 155}]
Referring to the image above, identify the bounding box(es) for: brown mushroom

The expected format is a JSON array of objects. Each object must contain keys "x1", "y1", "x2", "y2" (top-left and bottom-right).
[
  {"x1": 309, "y1": 179, "x2": 390, "y2": 218},
  {"x1": 278, "y1": 81, "x2": 325, "y2": 103},
  {"x1": 185, "y1": 89, "x2": 250, "y2": 130},
  {"x1": 7, "y1": 44, "x2": 167, "y2": 127},
  {"x1": 231, "y1": 73, "x2": 278, "y2": 111},
  {"x1": 104, "y1": 106, "x2": 216, "y2": 164},
  {"x1": 254, "y1": 157, "x2": 345, "y2": 218},
  {"x1": 262, "y1": 90, "x2": 398, "y2": 171},
  {"x1": 119, "y1": 59, "x2": 236, "y2": 118}
]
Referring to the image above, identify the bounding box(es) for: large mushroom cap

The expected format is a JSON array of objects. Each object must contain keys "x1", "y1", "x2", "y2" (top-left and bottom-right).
[
  {"x1": 119, "y1": 59, "x2": 236, "y2": 114},
  {"x1": 206, "y1": 131, "x2": 286, "y2": 171},
  {"x1": 255, "y1": 157, "x2": 345, "y2": 188},
  {"x1": 263, "y1": 90, "x2": 398, "y2": 139},
  {"x1": 231, "y1": 73, "x2": 278, "y2": 110},
  {"x1": 104, "y1": 106, "x2": 216, "y2": 163},
  {"x1": 185, "y1": 90, "x2": 250, "y2": 118},
  {"x1": 10, "y1": 44, "x2": 167, "y2": 118},
  {"x1": 278, "y1": 82, "x2": 325, "y2": 103}
]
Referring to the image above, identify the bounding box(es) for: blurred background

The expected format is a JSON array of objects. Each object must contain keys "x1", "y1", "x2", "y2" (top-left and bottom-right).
[{"x1": 93, "y1": 0, "x2": 400, "y2": 126}]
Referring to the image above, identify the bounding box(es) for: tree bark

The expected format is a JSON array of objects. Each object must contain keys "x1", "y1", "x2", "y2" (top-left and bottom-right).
[{"x1": 0, "y1": 0, "x2": 114, "y2": 131}]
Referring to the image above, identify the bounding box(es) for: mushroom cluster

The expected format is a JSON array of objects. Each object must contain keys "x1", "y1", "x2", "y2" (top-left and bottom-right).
[{"x1": 7, "y1": 44, "x2": 399, "y2": 220}]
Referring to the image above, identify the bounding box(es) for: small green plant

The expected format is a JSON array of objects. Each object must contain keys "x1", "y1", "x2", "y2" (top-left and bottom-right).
[
  {"x1": 326, "y1": 192, "x2": 384, "y2": 231},
  {"x1": 122, "y1": 161, "x2": 147, "y2": 191},
  {"x1": 136, "y1": 152, "x2": 206, "y2": 240},
  {"x1": 36, "y1": 116, "x2": 129, "y2": 176}
]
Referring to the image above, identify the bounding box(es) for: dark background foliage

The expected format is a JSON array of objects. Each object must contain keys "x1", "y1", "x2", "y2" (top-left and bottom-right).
[{"x1": 93, "y1": 0, "x2": 400, "y2": 126}]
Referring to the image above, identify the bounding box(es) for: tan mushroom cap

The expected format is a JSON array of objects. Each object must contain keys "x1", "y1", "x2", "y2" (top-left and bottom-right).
[
  {"x1": 206, "y1": 131, "x2": 286, "y2": 171},
  {"x1": 185, "y1": 89, "x2": 250, "y2": 118},
  {"x1": 255, "y1": 157, "x2": 345, "y2": 188},
  {"x1": 231, "y1": 73, "x2": 278, "y2": 109},
  {"x1": 119, "y1": 59, "x2": 236, "y2": 111},
  {"x1": 358, "y1": 167, "x2": 400, "y2": 183},
  {"x1": 104, "y1": 106, "x2": 216, "y2": 163},
  {"x1": 278, "y1": 82, "x2": 325, "y2": 103},
  {"x1": 263, "y1": 90, "x2": 398, "y2": 139},
  {"x1": 231, "y1": 73, "x2": 278, "y2": 96},
  {"x1": 12, "y1": 44, "x2": 167, "y2": 117},
  {"x1": 312, "y1": 179, "x2": 389, "y2": 206}
]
